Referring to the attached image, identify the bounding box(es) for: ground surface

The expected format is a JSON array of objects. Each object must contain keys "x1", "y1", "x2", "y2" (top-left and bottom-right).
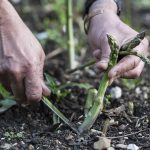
[{"x1": 0, "y1": 59, "x2": 150, "y2": 150}]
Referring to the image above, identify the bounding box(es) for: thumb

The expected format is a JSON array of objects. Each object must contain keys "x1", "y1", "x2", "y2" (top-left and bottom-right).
[
  {"x1": 96, "y1": 38, "x2": 111, "y2": 70},
  {"x1": 42, "y1": 81, "x2": 51, "y2": 97},
  {"x1": 25, "y1": 70, "x2": 42, "y2": 103}
]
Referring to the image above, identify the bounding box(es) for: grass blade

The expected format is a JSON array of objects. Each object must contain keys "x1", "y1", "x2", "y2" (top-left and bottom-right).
[{"x1": 42, "y1": 96, "x2": 79, "y2": 134}]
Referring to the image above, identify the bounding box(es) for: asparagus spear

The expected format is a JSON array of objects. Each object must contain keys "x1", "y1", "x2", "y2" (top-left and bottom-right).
[{"x1": 78, "y1": 35, "x2": 120, "y2": 133}]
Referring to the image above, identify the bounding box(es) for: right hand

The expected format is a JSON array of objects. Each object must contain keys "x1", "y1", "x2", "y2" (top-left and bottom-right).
[
  {"x1": 0, "y1": 0, "x2": 50, "y2": 103},
  {"x1": 88, "y1": 0, "x2": 149, "y2": 83}
]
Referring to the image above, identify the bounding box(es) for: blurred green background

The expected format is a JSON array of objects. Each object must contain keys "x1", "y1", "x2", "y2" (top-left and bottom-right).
[{"x1": 10, "y1": 0, "x2": 150, "y2": 58}]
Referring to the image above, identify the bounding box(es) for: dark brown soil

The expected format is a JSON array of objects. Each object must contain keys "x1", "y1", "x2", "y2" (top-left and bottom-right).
[{"x1": 0, "y1": 59, "x2": 150, "y2": 150}]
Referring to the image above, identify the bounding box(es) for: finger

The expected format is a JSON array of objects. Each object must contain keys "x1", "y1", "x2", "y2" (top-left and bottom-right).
[
  {"x1": 10, "y1": 78, "x2": 26, "y2": 103},
  {"x1": 121, "y1": 61, "x2": 144, "y2": 79},
  {"x1": 108, "y1": 55, "x2": 141, "y2": 79},
  {"x1": 42, "y1": 81, "x2": 51, "y2": 97},
  {"x1": 96, "y1": 37, "x2": 111, "y2": 70},
  {"x1": 25, "y1": 70, "x2": 42, "y2": 103},
  {"x1": 93, "y1": 49, "x2": 101, "y2": 60}
]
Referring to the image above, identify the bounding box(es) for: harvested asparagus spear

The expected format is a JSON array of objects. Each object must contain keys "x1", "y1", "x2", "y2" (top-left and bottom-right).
[
  {"x1": 120, "y1": 31, "x2": 146, "y2": 51},
  {"x1": 78, "y1": 35, "x2": 120, "y2": 133},
  {"x1": 78, "y1": 32, "x2": 149, "y2": 133}
]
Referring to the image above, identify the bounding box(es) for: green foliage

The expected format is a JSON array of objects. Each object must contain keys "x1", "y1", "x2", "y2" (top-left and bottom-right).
[
  {"x1": 42, "y1": 96, "x2": 79, "y2": 134},
  {"x1": 45, "y1": 73, "x2": 69, "y2": 101},
  {"x1": 0, "y1": 99, "x2": 16, "y2": 114},
  {"x1": 0, "y1": 83, "x2": 11, "y2": 98},
  {"x1": 43, "y1": 18, "x2": 67, "y2": 49},
  {"x1": 59, "y1": 82, "x2": 93, "y2": 90},
  {"x1": 4, "y1": 131, "x2": 24, "y2": 140},
  {"x1": 121, "y1": 79, "x2": 143, "y2": 90},
  {"x1": 0, "y1": 84, "x2": 16, "y2": 114}
]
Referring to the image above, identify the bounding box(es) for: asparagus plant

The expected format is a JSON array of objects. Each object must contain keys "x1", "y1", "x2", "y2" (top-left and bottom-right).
[
  {"x1": 67, "y1": 0, "x2": 76, "y2": 69},
  {"x1": 78, "y1": 32, "x2": 150, "y2": 133},
  {"x1": 78, "y1": 35, "x2": 120, "y2": 133}
]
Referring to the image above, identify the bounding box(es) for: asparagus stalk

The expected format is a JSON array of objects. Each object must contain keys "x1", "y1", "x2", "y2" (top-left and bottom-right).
[
  {"x1": 78, "y1": 35, "x2": 120, "y2": 133},
  {"x1": 121, "y1": 31, "x2": 146, "y2": 51},
  {"x1": 67, "y1": 0, "x2": 76, "y2": 69},
  {"x1": 84, "y1": 89, "x2": 98, "y2": 117},
  {"x1": 67, "y1": 59, "x2": 96, "y2": 74}
]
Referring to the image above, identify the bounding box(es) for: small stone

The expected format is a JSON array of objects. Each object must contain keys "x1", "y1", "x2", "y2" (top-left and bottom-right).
[
  {"x1": 127, "y1": 101, "x2": 134, "y2": 115},
  {"x1": 144, "y1": 93, "x2": 148, "y2": 99},
  {"x1": 127, "y1": 144, "x2": 139, "y2": 150},
  {"x1": 116, "y1": 144, "x2": 127, "y2": 149},
  {"x1": 0, "y1": 143, "x2": 12, "y2": 150},
  {"x1": 77, "y1": 137, "x2": 84, "y2": 142},
  {"x1": 28, "y1": 144, "x2": 35, "y2": 150},
  {"x1": 119, "y1": 124, "x2": 127, "y2": 130},
  {"x1": 65, "y1": 135, "x2": 73, "y2": 141},
  {"x1": 110, "y1": 86, "x2": 122, "y2": 99},
  {"x1": 94, "y1": 137, "x2": 111, "y2": 150},
  {"x1": 107, "y1": 147, "x2": 115, "y2": 150},
  {"x1": 85, "y1": 69, "x2": 96, "y2": 78},
  {"x1": 135, "y1": 87, "x2": 142, "y2": 95},
  {"x1": 91, "y1": 129, "x2": 102, "y2": 135}
]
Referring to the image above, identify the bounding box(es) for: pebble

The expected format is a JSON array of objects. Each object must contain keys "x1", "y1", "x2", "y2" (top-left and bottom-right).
[
  {"x1": 116, "y1": 144, "x2": 127, "y2": 149},
  {"x1": 91, "y1": 129, "x2": 102, "y2": 135},
  {"x1": 85, "y1": 69, "x2": 96, "y2": 77},
  {"x1": 107, "y1": 147, "x2": 115, "y2": 150},
  {"x1": 135, "y1": 87, "x2": 142, "y2": 95},
  {"x1": 0, "y1": 143, "x2": 12, "y2": 150},
  {"x1": 127, "y1": 144, "x2": 139, "y2": 150},
  {"x1": 28, "y1": 144, "x2": 35, "y2": 150},
  {"x1": 94, "y1": 137, "x2": 111, "y2": 150},
  {"x1": 65, "y1": 135, "x2": 73, "y2": 141},
  {"x1": 119, "y1": 132, "x2": 123, "y2": 135},
  {"x1": 119, "y1": 124, "x2": 127, "y2": 130},
  {"x1": 110, "y1": 86, "x2": 122, "y2": 99}
]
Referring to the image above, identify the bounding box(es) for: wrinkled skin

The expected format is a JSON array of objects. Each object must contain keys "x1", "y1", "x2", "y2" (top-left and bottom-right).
[
  {"x1": 0, "y1": 0, "x2": 50, "y2": 103},
  {"x1": 88, "y1": 0, "x2": 149, "y2": 84}
]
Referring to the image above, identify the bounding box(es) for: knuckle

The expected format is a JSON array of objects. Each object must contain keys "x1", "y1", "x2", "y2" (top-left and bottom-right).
[
  {"x1": 28, "y1": 93, "x2": 41, "y2": 102},
  {"x1": 9, "y1": 66, "x2": 21, "y2": 75},
  {"x1": 132, "y1": 71, "x2": 141, "y2": 78}
]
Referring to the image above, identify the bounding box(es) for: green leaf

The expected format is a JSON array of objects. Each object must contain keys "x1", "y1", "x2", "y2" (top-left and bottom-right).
[
  {"x1": 0, "y1": 83, "x2": 11, "y2": 98},
  {"x1": 45, "y1": 73, "x2": 58, "y2": 94},
  {"x1": 0, "y1": 99, "x2": 16, "y2": 114},
  {"x1": 121, "y1": 79, "x2": 143, "y2": 90},
  {"x1": 59, "y1": 82, "x2": 93, "y2": 90}
]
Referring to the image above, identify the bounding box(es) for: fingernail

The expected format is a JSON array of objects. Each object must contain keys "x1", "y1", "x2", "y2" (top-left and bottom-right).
[
  {"x1": 96, "y1": 61, "x2": 108, "y2": 70},
  {"x1": 109, "y1": 78, "x2": 114, "y2": 86}
]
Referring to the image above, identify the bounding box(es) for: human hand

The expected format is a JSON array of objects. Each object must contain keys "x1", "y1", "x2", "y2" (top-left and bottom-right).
[
  {"x1": 0, "y1": 0, "x2": 50, "y2": 103},
  {"x1": 88, "y1": 0, "x2": 149, "y2": 83}
]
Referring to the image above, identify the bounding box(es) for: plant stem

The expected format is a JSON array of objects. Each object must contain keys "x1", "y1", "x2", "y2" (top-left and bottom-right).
[
  {"x1": 78, "y1": 35, "x2": 120, "y2": 133},
  {"x1": 121, "y1": 31, "x2": 146, "y2": 51},
  {"x1": 42, "y1": 96, "x2": 79, "y2": 134},
  {"x1": 84, "y1": 89, "x2": 98, "y2": 117},
  {"x1": 79, "y1": 74, "x2": 109, "y2": 133},
  {"x1": 67, "y1": 59, "x2": 96, "y2": 73},
  {"x1": 120, "y1": 51, "x2": 150, "y2": 65},
  {"x1": 67, "y1": 0, "x2": 76, "y2": 69}
]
